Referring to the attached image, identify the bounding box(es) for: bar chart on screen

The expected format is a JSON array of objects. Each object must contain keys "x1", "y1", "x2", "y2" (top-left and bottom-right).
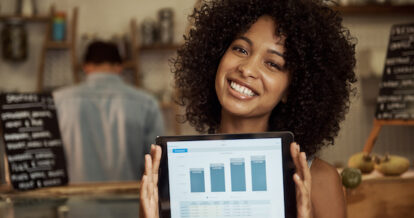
[
  {"x1": 188, "y1": 156, "x2": 268, "y2": 193},
  {"x1": 183, "y1": 156, "x2": 271, "y2": 217}
]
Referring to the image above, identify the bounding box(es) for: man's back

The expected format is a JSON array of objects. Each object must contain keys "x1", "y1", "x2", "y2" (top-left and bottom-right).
[{"x1": 53, "y1": 73, "x2": 164, "y2": 183}]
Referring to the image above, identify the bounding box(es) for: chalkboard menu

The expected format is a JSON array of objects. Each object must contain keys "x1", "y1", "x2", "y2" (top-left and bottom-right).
[
  {"x1": 0, "y1": 93, "x2": 68, "y2": 190},
  {"x1": 376, "y1": 23, "x2": 414, "y2": 120}
]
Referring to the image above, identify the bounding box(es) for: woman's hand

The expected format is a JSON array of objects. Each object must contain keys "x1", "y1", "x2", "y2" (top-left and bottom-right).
[
  {"x1": 290, "y1": 142, "x2": 313, "y2": 218},
  {"x1": 139, "y1": 145, "x2": 162, "y2": 218}
]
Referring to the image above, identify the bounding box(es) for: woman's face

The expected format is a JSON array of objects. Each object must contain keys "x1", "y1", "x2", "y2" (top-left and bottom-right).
[{"x1": 215, "y1": 16, "x2": 290, "y2": 120}]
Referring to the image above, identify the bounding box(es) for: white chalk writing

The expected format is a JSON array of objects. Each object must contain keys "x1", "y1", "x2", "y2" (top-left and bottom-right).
[
  {"x1": 1, "y1": 111, "x2": 30, "y2": 121},
  {"x1": 7, "y1": 142, "x2": 26, "y2": 150},
  {"x1": 6, "y1": 94, "x2": 38, "y2": 104},
  {"x1": 32, "y1": 131, "x2": 51, "y2": 139}
]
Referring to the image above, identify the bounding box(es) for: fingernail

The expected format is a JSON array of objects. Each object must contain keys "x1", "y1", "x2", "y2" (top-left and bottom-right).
[
  {"x1": 294, "y1": 173, "x2": 300, "y2": 181},
  {"x1": 295, "y1": 143, "x2": 300, "y2": 151},
  {"x1": 301, "y1": 152, "x2": 306, "y2": 159}
]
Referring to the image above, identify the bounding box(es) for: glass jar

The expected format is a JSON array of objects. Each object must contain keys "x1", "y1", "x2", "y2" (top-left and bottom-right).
[
  {"x1": 158, "y1": 8, "x2": 174, "y2": 44},
  {"x1": 1, "y1": 18, "x2": 28, "y2": 62},
  {"x1": 141, "y1": 18, "x2": 156, "y2": 46}
]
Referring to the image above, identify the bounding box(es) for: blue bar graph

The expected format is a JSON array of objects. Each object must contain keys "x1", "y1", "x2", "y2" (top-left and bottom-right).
[
  {"x1": 230, "y1": 158, "x2": 246, "y2": 191},
  {"x1": 210, "y1": 163, "x2": 225, "y2": 192},
  {"x1": 190, "y1": 168, "x2": 205, "y2": 192},
  {"x1": 251, "y1": 156, "x2": 267, "y2": 191}
]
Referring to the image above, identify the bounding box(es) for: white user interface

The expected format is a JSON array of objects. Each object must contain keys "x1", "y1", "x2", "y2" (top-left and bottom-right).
[{"x1": 167, "y1": 138, "x2": 285, "y2": 218}]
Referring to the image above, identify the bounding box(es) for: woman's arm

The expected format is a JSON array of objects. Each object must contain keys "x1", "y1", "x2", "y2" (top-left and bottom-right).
[{"x1": 310, "y1": 158, "x2": 346, "y2": 218}]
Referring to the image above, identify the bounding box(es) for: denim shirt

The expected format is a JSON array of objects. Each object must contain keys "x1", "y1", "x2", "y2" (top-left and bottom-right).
[{"x1": 53, "y1": 73, "x2": 164, "y2": 183}]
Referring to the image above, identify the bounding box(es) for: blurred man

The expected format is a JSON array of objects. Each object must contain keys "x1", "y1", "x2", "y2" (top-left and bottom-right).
[{"x1": 53, "y1": 41, "x2": 164, "y2": 183}]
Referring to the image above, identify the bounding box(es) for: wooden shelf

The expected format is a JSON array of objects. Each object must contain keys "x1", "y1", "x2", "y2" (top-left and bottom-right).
[
  {"x1": 0, "y1": 15, "x2": 50, "y2": 22},
  {"x1": 129, "y1": 18, "x2": 181, "y2": 135},
  {"x1": 333, "y1": 4, "x2": 414, "y2": 15},
  {"x1": 122, "y1": 60, "x2": 136, "y2": 69},
  {"x1": 139, "y1": 44, "x2": 181, "y2": 51},
  {"x1": 0, "y1": 181, "x2": 139, "y2": 197},
  {"x1": 45, "y1": 41, "x2": 72, "y2": 49}
]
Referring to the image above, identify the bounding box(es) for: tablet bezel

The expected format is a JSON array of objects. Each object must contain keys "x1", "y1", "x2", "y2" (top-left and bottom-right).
[{"x1": 155, "y1": 131, "x2": 296, "y2": 218}]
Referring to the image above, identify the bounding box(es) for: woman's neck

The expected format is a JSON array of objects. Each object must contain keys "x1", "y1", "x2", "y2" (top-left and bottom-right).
[{"x1": 218, "y1": 110, "x2": 270, "y2": 134}]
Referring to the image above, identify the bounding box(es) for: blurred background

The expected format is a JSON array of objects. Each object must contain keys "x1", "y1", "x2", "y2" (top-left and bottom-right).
[{"x1": 0, "y1": 0, "x2": 413, "y2": 168}]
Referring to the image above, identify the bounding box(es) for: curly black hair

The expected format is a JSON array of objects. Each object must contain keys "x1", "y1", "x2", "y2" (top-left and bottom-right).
[{"x1": 172, "y1": 0, "x2": 357, "y2": 156}]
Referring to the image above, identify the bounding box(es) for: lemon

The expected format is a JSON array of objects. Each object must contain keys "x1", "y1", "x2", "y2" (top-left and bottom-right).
[
  {"x1": 375, "y1": 154, "x2": 410, "y2": 176},
  {"x1": 348, "y1": 152, "x2": 375, "y2": 174}
]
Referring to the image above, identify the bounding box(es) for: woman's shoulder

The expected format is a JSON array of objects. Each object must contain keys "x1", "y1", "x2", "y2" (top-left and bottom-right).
[
  {"x1": 310, "y1": 158, "x2": 346, "y2": 218},
  {"x1": 310, "y1": 158, "x2": 341, "y2": 180},
  {"x1": 310, "y1": 157, "x2": 343, "y2": 192}
]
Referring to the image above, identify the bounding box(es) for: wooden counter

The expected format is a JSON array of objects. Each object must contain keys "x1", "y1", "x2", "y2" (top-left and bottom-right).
[
  {"x1": 0, "y1": 181, "x2": 139, "y2": 198},
  {"x1": 0, "y1": 182, "x2": 140, "y2": 218},
  {"x1": 1, "y1": 175, "x2": 413, "y2": 218},
  {"x1": 347, "y1": 170, "x2": 414, "y2": 218}
]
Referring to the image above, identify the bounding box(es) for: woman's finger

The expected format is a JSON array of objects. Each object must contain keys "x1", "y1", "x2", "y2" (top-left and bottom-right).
[
  {"x1": 153, "y1": 183, "x2": 160, "y2": 215},
  {"x1": 299, "y1": 152, "x2": 311, "y2": 187},
  {"x1": 144, "y1": 154, "x2": 153, "y2": 177},
  {"x1": 139, "y1": 175, "x2": 148, "y2": 218},
  {"x1": 151, "y1": 145, "x2": 162, "y2": 174},
  {"x1": 293, "y1": 173, "x2": 308, "y2": 196},
  {"x1": 150, "y1": 145, "x2": 162, "y2": 184},
  {"x1": 290, "y1": 142, "x2": 303, "y2": 179},
  {"x1": 140, "y1": 150, "x2": 160, "y2": 218},
  {"x1": 294, "y1": 173, "x2": 305, "y2": 208},
  {"x1": 147, "y1": 174, "x2": 154, "y2": 201},
  {"x1": 140, "y1": 175, "x2": 148, "y2": 200},
  {"x1": 294, "y1": 173, "x2": 312, "y2": 218}
]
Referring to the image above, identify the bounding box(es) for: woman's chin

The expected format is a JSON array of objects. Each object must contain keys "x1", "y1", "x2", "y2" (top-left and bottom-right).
[{"x1": 222, "y1": 104, "x2": 257, "y2": 118}]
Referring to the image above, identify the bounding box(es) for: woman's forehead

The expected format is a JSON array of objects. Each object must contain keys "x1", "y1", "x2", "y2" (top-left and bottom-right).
[{"x1": 238, "y1": 16, "x2": 286, "y2": 48}]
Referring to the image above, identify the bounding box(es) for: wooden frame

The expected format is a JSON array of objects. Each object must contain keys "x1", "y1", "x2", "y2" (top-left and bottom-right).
[
  {"x1": 0, "y1": 126, "x2": 11, "y2": 187},
  {"x1": 363, "y1": 119, "x2": 414, "y2": 153},
  {"x1": 36, "y1": 6, "x2": 79, "y2": 92},
  {"x1": 332, "y1": 4, "x2": 414, "y2": 15}
]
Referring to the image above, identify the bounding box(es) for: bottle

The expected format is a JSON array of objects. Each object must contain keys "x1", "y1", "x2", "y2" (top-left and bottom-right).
[{"x1": 52, "y1": 12, "x2": 66, "y2": 41}]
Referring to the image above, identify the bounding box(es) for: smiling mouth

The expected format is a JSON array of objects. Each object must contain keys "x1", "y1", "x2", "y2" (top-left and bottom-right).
[{"x1": 229, "y1": 80, "x2": 257, "y2": 97}]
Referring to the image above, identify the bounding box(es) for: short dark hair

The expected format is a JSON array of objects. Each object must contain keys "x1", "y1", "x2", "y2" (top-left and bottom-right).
[
  {"x1": 172, "y1": 0, "x2": 357, "y2": 156},
  {"x1": 83, "y1": 41, "x2": 122, "y2": 65}
]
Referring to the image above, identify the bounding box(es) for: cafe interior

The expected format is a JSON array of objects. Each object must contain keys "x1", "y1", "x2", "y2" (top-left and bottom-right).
[{"x1": 0, "y1": 0, "x2": 413, "y2": 217}]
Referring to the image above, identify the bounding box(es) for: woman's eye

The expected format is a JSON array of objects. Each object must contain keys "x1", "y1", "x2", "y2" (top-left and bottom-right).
[
  {"x1": 266, "y1": 61, "x2": 282, "y2": 70},
  {"x1": 232, "y1": 46, "x2": 248, "y2": 55}
]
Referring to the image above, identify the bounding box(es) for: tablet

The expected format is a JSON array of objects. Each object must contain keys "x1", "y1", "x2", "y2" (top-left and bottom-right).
[{"x1": 156, "y1": 132, "x2": 296, "y2": 218}]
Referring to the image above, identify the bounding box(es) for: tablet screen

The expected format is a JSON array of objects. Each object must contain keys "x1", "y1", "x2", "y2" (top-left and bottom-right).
[{"x1": 166, "y1": 138, "x2": 285, "y2": 218}]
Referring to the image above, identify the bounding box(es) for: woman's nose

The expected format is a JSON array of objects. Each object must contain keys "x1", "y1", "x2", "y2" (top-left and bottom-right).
[{"x1": 237, "y1": 57, "x2": 259, "y2": 78}]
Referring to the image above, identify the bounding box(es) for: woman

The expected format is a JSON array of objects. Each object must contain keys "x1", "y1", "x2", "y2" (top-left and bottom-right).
[{"x1": 140, "y1": 0, "x2": 356, "y2": 217}]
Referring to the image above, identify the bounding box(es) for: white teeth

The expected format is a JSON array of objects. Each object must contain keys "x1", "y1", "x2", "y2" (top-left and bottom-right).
[{"x1": 230, "y1": 81, "x2": 255, "y2": 96}]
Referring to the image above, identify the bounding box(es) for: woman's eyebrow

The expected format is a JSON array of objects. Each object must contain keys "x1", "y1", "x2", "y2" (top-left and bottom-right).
[
  {"x1": 267, "y1": 49, "x2": 285, "y2": 58},
  {"x1": 238, "y1": 36, "x2": 253, "y2": 46}
]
